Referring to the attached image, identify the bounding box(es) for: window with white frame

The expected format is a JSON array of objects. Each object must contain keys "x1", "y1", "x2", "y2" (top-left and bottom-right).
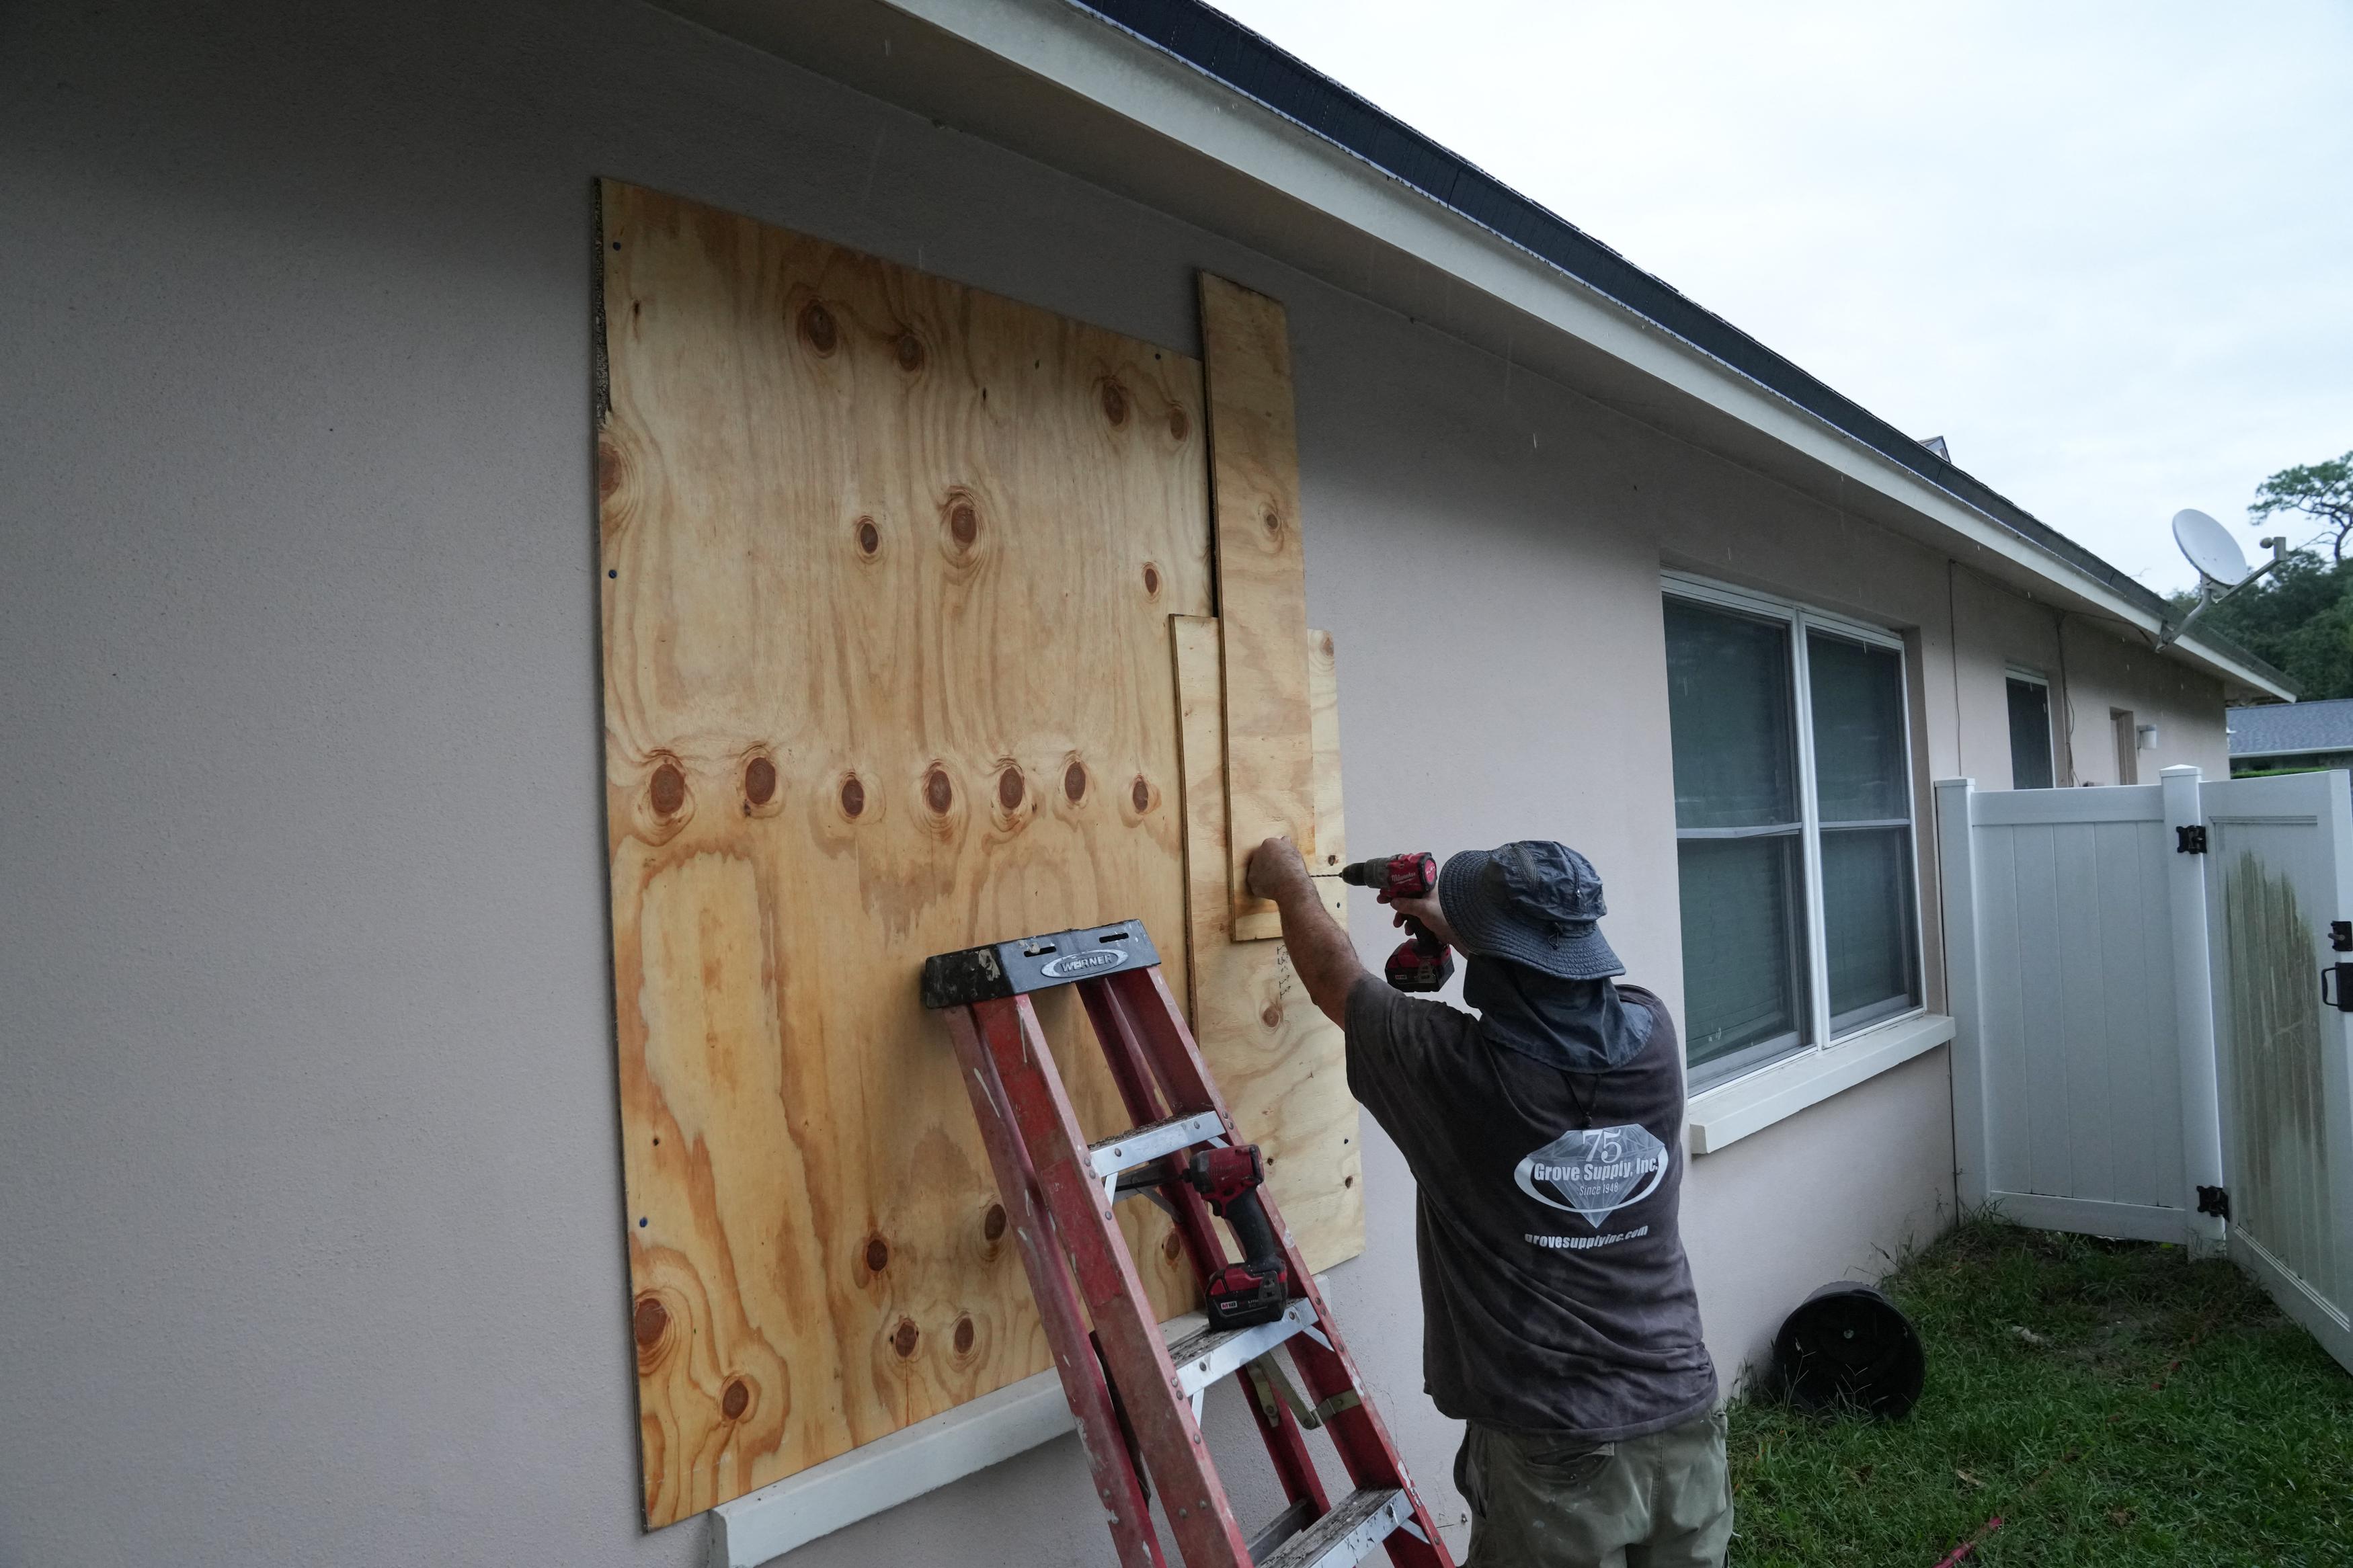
[
  {"x1": 2005, "y1": 669, "x2": 2055, "y2": 790},
  {"x1": 1663, "y1": 579, "x2": 1925, "y2": 1089}
]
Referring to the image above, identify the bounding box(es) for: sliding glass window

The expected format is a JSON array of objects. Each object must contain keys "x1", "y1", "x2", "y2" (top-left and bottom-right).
[{"x1": 1665, "y1": 583, "x2": 1924, "y2": 1088}]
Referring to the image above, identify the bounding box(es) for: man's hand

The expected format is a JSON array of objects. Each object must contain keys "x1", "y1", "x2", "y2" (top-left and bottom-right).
[
  {"x1": 1388, "y1": 889, "x2": 1460, "y2": 952},
  {"x1": 1244, "y1": 835, "x2": 1370, "y2": 1026},
  {"x1": 1246, "y1": 837, "x2": 1312, "y2": 905}
]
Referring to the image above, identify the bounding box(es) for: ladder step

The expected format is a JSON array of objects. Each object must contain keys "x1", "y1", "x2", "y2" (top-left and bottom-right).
[
  {"x1": 1164, "y1": 1299, "x2": 1318, "y2": 1400},
  {"x1": 1086, "y1": 1108, "x2": 1224, "y2": 1181},
  {"x1": 1258, "y1": 1487, "x2": 1411, "y2": 1568},
  {"x1": 1246, "y1": 1497, "x2": 1317, "y2": 1562},
  {"x1": 1259, "y1": 1487, "x2": 1412, "y2": 1568}
]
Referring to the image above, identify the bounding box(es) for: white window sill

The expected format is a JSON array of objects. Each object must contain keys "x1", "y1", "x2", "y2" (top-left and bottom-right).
[{"x1": 1686, "y1": 1012, "x2": 1955, "y2": 1155}]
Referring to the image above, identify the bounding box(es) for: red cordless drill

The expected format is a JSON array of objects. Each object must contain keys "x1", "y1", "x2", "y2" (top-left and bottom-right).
[
  {"x1": 1328, "y1": 852, "x2": 1455, "y2": 993},
  {"x1": 1181, "y1": 1145, "x2": 1291, "y2": 1329}
]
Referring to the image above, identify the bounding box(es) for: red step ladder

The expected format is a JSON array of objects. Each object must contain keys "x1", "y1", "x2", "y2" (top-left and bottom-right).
[{"x1": 923, "y1": 919, "x2": 1455, "y2": 1568}]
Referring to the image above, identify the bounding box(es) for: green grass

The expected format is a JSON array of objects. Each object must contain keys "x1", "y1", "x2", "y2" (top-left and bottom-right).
[{"x1": 1727, "y1": 1216, "x2": 2353, "y2": 1567}]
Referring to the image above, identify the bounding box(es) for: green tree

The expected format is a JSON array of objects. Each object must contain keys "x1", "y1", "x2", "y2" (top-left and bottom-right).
[
  {"x1": 2251, "y1": 450, "x2": 2353, "y2": 562},
  {"x1": 2171, "y1": 556, "x2": 2353, "y2": 702}
]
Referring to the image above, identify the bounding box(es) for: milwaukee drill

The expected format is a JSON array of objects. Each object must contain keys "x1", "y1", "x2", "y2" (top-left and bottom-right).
[
  {"x1": 1181, "y1": 1145, "x2": 1291, "y2": 1329},
  {"x1": 1331, "y1": 852, "x2": 1455, "y2": 993}
]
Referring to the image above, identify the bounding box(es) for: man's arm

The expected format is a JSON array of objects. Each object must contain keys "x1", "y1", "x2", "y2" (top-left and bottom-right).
[{"x1": 1245, "y1": 837, "x2": 1376, "y2": 1026}]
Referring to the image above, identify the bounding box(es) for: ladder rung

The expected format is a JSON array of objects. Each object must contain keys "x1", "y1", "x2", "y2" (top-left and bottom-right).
[
  {"x1": 1086, "y1": 1109, "x2": 1224, "y2": 1181},
  {"x1": 1246, "y1": 1497, "x2": 1317, "y2": 1563},
  {"x1": 1165, "y1": 1298, "x2": 1318, "y2": 1401},
  {"x1": 1257, "y1": 1487, "x2": 1410, "y2": 1568}
]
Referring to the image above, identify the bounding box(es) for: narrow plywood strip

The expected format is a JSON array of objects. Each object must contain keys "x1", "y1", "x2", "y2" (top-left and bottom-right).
[
  {"x1": 598, "y1": 180, "x2": 1207, "y2": 1524},
  {"x1": 1173, "y1": 616, "x2": 1365, "y2": 1272},
  {"x1": 1309, "y1": 628, "x2": 1349, "y2": 925},
  {"x1": 1199, "y1": 274, "x2": 1315, "y2": 941}
]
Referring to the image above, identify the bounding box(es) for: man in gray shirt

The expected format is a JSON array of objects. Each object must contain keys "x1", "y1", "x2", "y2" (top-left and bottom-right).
[{"x1": 1246, "y1": 837, "x2": 1730, "y2": 1568}]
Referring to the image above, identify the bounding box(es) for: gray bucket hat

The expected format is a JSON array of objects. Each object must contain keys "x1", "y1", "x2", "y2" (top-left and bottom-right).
[{"x1": 1437, "y1": 840, "x2": 1624, "y2": 981}]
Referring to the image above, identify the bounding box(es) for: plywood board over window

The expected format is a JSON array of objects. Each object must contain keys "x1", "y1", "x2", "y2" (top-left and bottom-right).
[{"x1": 594, "y1": 181, "x2": 1359, "y2": 1526}]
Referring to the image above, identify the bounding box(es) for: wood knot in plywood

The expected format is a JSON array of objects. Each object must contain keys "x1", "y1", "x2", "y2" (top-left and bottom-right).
[
  {"x1": 1166, "y1": 406, "x2": 1189, "y2": 442},
  {"x1": 742, "y1": 754, "x2": 776, "y2": 809},
  {"x1": 891, "y1": 1318, "x2": 920, "y2": 1359},
  {"x1": 924, "y1": 766, "x2": 955, "y2": 815},
  {"x1": 648, "y1": 758, "x2": 688, "y2": 820},
  {"x1": 721, "y1": 1376, "x2": 752, "y2": 1421},
  {"x1": 1063, "y1": 761, "x2": 1088, "y2": 804},
  {"x1": 952, "y1": 1315, "x2": 975, "y2": 1356},
  {"x1": 865, "y1": 1235, "x2": 890, "y2": 1274},
  {"x1": 983, "y1": 1202, "x2": 1008, "y2": 1242},
  {"x1": 1129, "y1": 775, "x2": 1153, "y2": 815},
  {"x1": 997, "y1": 766, "x2": 1025, "y2": 811},
  {"x1": 597, "y1": 434, "x2": 627, "y2": 502},
  {"x1": 633, "y1": 1295, "x2": 669, "y2": 1350},
  {"x1": 1101, "y1": 380, "x2": 1128, "y2": 427},
  {"x1": 854, "y1": 515, "x2": 881, "y2": 558},
  {"x1": 799, "y1": 299, "x2": 838, "y2": 356},
  {"x1": 895, "y1": 331, "x2": 926, "y2": 372},
  {"x1": 939, "y1": 488, "x2": 986, "y2": 576},
  {"x1": 838, "y1": 774, "x2": 867, "y2": 820},
  {"x1": 1142, "y1": 562, "x2": 1161, "y2": 597}
]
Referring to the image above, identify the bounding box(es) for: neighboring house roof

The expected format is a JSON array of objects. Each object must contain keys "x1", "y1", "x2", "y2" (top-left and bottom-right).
[{"x1": 2228, "y1": 699, "x2": 2353, "y2": 759}]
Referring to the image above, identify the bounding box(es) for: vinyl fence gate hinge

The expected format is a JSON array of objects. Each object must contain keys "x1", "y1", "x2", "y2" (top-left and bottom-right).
[
  {"x1": 2196, "y1": 1185, "x2": 2230, "y2": 1221},
  {"x1": 2175, "y1": 825, "x2": 2208, "y2": 854}
]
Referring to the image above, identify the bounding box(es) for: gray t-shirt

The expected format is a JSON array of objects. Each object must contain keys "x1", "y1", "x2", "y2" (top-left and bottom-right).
[{"x1": 1345, "y1": 976, "x2": 1718, "y2": 1441}]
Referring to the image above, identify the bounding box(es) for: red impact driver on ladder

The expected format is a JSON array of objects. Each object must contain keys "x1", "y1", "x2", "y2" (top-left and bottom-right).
[
  {"x1": 1181, "y1": 1145, "x2": 1291, "y2": 1329},
  {"x1": 1328, "y1": 852, "x2": 1455, "y2": 993}
]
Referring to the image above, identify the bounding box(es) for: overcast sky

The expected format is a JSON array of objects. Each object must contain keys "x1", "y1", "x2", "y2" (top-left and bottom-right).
[{"x1": 1213, "y1": 0, "x2": 2353, "y2": 594}]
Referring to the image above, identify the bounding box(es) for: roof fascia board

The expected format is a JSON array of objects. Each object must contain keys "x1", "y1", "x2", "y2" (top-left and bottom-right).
[{"x1": 659, "y1": 0, "x2": 2291, "y2": 699}]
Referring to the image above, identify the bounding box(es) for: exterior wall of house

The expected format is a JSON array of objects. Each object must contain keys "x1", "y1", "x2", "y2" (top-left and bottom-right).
[
  {"x1": 1948, "y1": 569, "x2": 2231, "y2": 789},
  {"x1": 0, "y1": 1, "x2": 2213, "y2": 1564}
]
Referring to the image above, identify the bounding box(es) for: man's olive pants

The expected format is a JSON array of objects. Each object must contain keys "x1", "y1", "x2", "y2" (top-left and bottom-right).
[{"x1": 1453, "y1": 1409, "x2": 1732, "y2": 1568}]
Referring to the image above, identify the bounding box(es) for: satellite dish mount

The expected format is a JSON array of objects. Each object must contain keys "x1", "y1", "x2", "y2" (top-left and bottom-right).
[{"x1": 2157, "y1": 509, "x2": 2288, "y2": 651}]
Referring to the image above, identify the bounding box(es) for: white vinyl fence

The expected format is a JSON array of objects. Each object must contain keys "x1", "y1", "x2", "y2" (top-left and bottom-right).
[
  {"x1": 1941, "y1": 764, "x2": 2353, "y2": 1373},
  {"x1": 1936, "y1": 768, "x2": 2227, "y2": 1249}
]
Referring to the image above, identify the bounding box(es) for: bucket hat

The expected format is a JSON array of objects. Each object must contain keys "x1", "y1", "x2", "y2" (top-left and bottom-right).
[{"x1": 1437, "y1": 840, "x2": 1624, "y2": 981}]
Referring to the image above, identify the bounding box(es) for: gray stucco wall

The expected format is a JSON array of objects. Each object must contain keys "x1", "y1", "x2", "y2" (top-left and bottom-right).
[{"x1": 1, "y1": 2, "x2": 2213, "y2": 1563}]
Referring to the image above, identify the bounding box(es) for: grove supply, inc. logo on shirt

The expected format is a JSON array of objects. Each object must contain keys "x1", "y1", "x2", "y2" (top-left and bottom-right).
[
  {"x1": 1515, "y1": 1123, "x2": 1669, "y2": 1227},
  {"x1": 1039, "y1": 949, "x2": 1127, "y2": 980}
]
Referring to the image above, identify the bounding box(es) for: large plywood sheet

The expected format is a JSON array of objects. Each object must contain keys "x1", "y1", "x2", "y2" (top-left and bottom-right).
[
  {"x1": 1173, "y1": 617, "x2": 1365, "y2": 1270},
  {"x1": 1199, "y1": 275, "x2": 1316, "y2": 941},
  {"x1": 597, "y1": 180, "x2": 1213, "y2": 1524}
]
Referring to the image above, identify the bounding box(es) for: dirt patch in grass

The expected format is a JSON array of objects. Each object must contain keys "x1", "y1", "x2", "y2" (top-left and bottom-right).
[{"x1": 1727, "y1": 1217, "x2": 2352, "y2": 1566}]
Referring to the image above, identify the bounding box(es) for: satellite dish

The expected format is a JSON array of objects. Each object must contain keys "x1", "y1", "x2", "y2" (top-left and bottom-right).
[{"x1": 2173, "y1": 507, "x2": 2250, "y2": 586}]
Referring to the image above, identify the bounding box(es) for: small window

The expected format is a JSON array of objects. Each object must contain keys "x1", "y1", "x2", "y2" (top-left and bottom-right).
[
  {"x1": 1665, "y1": 583, "x2": 1925, "y2": 1089},
  {"x1": 2112, "y1": 708, "x2": 2138, "y2": 786},
  {"x1": 2005, "y1": 675, "x2": 2055, "y2": 790}
]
